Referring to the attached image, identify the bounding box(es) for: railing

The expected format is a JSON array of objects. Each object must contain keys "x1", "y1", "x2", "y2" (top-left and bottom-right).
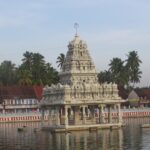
[
  {"x1": 0, "y1": 104, "x2": 38, "y2": 109},
  {"x1": 0, "y1": 112, "x2": 48, "y2": 123},
  {"x1": 121, "y1": 107, "x2": 150, "y2": 112},
  {"x1": 0, "y1": 112, "x2": 41, "y2": 117},
  {"x1": 0, "y1": 108, "x2": 150, "y2": 123},
  {"x1": 103, "y1": 107, "x2": 150, "y2": 113}
]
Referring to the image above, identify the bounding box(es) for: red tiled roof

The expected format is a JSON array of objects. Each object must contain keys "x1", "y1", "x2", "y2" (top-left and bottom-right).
[
  {"x1": 0, "y1": 86, "x2": 43, "y2": 101},
  {"x1": 135, "y1": 88, "x2": 150, "y2": 100},
  {"x1": 33, "y1": 86, "x2": 43, "y2": 100}
]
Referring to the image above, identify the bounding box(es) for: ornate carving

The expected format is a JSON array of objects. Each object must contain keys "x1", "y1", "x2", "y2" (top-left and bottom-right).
[{"x1": 42, "y1": 35, "x2": 121, "y2": 105}]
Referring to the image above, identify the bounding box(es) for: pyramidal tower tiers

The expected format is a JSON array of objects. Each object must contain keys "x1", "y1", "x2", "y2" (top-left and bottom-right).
[
  {"x1": 41, "y1": 32, "x2": 124, "y2": 130},
  {"x1": 60, "y1": 34, "x2": 97, "y2": 86},
  {"x1": 42, "y1": 34, "x2": 121, "y2": 104}
]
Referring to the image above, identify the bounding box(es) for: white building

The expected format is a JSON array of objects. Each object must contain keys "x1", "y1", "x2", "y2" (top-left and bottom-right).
[
  {"x1": 0, "y1": 86, "x2": 43, "y2": 113},
  {"x1": 41, "y1": 33, "x2": 125, "y2": 132}
]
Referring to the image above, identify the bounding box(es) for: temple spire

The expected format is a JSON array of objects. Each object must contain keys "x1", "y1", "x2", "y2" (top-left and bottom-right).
[{"x1": 74, "y1": 22, "x2": 79, "y2": 36}]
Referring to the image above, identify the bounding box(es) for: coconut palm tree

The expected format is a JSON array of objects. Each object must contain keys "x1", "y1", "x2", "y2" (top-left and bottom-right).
[
  {"x1": 17, "y1": 68, "x2": 32, "y2": 86},
  {"x1": 56, "y1": 53, "x2": 65, "y2": 69},
  {"x1": 125, "y1": 51, "x2": 142, "y2": 87},
  {"x1": 109, "y1": 58, "x2": 127, "y2": 86},
  {"x1": 31, "y1": 53, "x2": 46, "y2": 85},
  {"x1": 44, "y1": 63, "x2": 59, "y2": 85},
  {"x1": 0, "y1": 61, "x2": 16, "y2": 85},
  {"x1": 22, "y1": 51, "x2": 33, "y2": 71},
  {"x1": 98, "y1": 70, "x2": 112, "y2": 84}
]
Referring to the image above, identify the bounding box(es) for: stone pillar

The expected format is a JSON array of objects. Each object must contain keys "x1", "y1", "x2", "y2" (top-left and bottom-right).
[
  {"x1": 41, "y1": 107, "x2": 45, "y2": 126},
  {"x1": 99, "y1": 104, "x2": 105, "y2": 124},
  {"x1": 82, "y1": 105, "x2": 86, "y2": 124},
  {"x1": 91, "y1": 106, "x2": 95, "y2": 122},
  {"x1": 74, "y1": 106, "x2": 80, "y2": 125},
  {"x1": 117, "y1": 104, "x2": 122, "y2": 124},
  {"x1": 108, "y1": 105, "x2": 112, "y2": 123},
  {"x1": 48, "y1": 108, "x2": 52, "y2": 126},
  {"x1": 64, "y1": 105, "x2": 68, "y2": 127},
  {"x1": 56, "y1": 106, "x2": 60, "y2": 126},
  {"x1": 60, "y1": 107, "x2": 63, "y2": 125}
]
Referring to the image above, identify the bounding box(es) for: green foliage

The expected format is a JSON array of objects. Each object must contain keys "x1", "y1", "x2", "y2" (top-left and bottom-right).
[
  {"x1": 56, "y1": 53, "x2": 65, "y2": 69},
  {"x1": 22, "y1": 51, "x2": 33, "y2": 71},
  {"x1": 98, "y1": 70, "x2": 112, "y2": 84},
  {"x1": 126, "y1": 51, "x2": 142, "y2": 86},
  {"x1": 109, "y1": 58, "x2": 127, "y2": 86},
  {"x1": 0, "y1": 50, "x2": 142, "y2": 88},
  {"x1": 31, "y1": 53, "x2": 45, "y2": 85},
  {"x1": 98, "y1": 51, "x2": 142, "y2": 88},
  {"x1": 0, "y1": 61, "x2": 17, "y2": 85},
  {"x1": 0, "y1": 51, "x2": 59, "y2": 86},
  {"x1": 17, "y1": 67, "x2": 32, "y2": 86}
]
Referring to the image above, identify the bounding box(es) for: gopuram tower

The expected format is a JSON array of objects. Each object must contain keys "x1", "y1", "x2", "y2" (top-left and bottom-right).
[{"x1": 41, "y1": 26, "x2": 124, "y2": 131}]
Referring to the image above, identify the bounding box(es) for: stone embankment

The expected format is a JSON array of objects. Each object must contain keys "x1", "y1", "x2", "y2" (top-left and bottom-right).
[
  {"x1": 0, "y1": 108, "x2": 150, "y2": 123},
  {"x1": 107, "y1": 108, "x2": 150, "y2": 118},
  {"x1": 0, "y1": 112, "x2": 48, "y2": 123}
]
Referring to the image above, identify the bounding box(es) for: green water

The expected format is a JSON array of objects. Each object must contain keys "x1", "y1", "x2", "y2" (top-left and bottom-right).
[{"x1": 0, "y1": 118, "x2": 150, "y2": 150}]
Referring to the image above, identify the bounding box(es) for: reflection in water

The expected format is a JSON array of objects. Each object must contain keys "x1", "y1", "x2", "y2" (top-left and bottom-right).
[
  {"x1": 46, "y1": 129, "x2": 123, "y2": 150},
  {"x1": 0, "y1": 118, "x2": 150, "y2": 150}
]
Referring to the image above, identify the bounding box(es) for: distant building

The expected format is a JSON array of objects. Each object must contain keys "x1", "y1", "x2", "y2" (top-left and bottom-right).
[
  {"x1": 135, "y1": 88, "x2": 150, "y2": 107},
  {"x1": 128, "y1": 90, "x2": 139, "y2": 107},
  {"x1": 123, "y1": 89, "x2": 150, "y2": 108},
  {"x1": 0, "y1": 86, "x2": 43, "y2": 113}
]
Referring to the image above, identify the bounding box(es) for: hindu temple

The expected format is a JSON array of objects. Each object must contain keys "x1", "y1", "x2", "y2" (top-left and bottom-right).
[{"x1": 40, "y1": 31, "x2": 124, "y2": 132}]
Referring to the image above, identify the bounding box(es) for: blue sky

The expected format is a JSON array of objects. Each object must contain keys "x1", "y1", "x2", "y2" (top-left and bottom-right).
[{"x1": 0, "y1": 0, "x2": 150, "y2": 87}]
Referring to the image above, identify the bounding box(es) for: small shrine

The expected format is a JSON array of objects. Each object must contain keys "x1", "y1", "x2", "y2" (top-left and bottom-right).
[{"x1": 40, "y1": 28, "x2": 124, "y2": 132}]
